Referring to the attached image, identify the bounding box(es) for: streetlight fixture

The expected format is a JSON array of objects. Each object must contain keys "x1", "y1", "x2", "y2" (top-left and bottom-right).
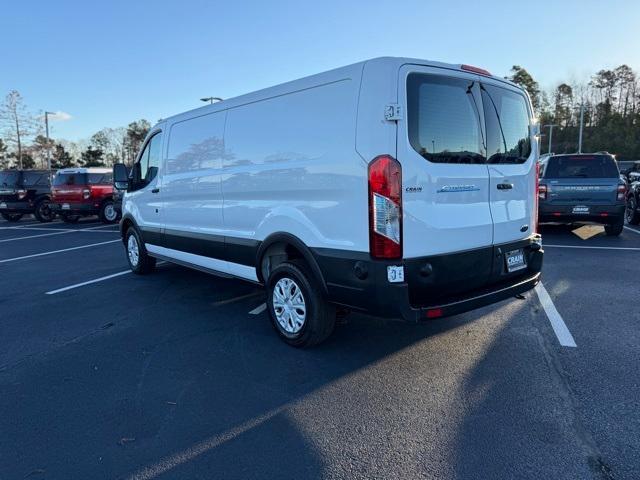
[
  {"x1": 44, "y1": 111, "x2": 55, "y2": 170},
  {"x1": 200, "y1": 97, "x2": 223, "y2": 105}
]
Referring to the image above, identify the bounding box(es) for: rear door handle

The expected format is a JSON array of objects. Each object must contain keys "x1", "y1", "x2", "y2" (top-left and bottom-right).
[
  {"x1": 151, "y1": 188, "x2": 160, "y2": 193},
  {"x1": 497, "y1": 183, "x2": 513, "y2": 190}
]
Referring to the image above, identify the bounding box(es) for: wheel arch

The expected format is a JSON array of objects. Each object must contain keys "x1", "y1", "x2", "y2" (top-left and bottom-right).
[{"x1": 256, "y1": 232, "x2": 327, "y2": 294}]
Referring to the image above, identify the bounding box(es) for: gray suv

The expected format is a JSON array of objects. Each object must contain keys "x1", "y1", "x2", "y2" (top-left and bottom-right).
[{"x1": 538, "y1": 153, "x2": 626, "y2": 236}]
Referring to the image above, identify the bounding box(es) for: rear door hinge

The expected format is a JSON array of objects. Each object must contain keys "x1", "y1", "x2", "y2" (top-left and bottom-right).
[{"x1": 384, "y1": 103, "x2": 403, "y2": 121}]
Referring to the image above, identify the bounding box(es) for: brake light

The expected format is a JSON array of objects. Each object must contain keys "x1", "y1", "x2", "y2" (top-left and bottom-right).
[
  {"x1": 617, "y1": 184, "x2": 626, "y2": 201},
  {"x1": 538, "y1": 184, "x2": 547, "y2": 201},
  {"x1": 82, "y1": 188, "x2": 91, "y2": 200},
  {"x1": 369, "y1": 155, "x2": 402, "y2": 259},
  {"x1": 461, "y1": 64, "x2": 492, "y2": 76},
  {"x1": 16, "y1": 189, "x2": 27, "y2": 200}
]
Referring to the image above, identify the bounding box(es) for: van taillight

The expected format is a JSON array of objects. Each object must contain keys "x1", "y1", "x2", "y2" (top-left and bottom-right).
[
  {"x1": 368, "y1": 155, "x2": 402, "y2": 259},
  {"x1": 617, "y1": 184, "x2": 626, "y2": 201},
  {"x1": 82, "y1": 188, "x2": 91, "y2": 199},
  {"x1": 16, "y1": 189, "x2": 27, "y2": 200}
]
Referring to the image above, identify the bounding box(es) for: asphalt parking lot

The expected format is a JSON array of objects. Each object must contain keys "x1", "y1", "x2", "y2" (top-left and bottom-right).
[{"x1": 1, "y1": 217, "x2": 639, "y2": 479}]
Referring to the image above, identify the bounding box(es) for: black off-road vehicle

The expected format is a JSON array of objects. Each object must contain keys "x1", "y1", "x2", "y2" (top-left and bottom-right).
[{"x1": 0, "y1": 169, "x2": 55, "y2": 222}]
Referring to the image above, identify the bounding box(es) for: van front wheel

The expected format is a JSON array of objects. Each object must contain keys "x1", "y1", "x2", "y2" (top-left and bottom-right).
[
  {"x1": 266, "y1": 260, "x2": 335, "y2": 347},
  {"x1": 125, "y1": 227, "x2": 156, "y2": 274}
]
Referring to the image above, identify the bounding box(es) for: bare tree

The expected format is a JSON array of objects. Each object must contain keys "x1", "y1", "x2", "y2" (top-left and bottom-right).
[{"x1": 0, "y1": 90, "x2": 39, "y2": 169}]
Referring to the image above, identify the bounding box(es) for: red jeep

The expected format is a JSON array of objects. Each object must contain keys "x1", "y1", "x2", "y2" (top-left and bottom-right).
[{"x1": 50, "y1": 168, "x2": 119, "y2": 224}]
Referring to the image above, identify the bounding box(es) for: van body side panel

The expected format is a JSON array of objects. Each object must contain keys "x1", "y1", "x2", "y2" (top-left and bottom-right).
[
  {"x1": 162, "y1": 112, "x2": 227, "y2": 250},
  {"x1": 222, "y1": 76, "x2": 367, "y2": 253}
]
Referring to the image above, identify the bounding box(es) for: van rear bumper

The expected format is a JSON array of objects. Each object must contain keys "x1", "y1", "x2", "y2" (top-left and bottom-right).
[
  {"x1": 50, "y1": 202, "x2": 99, "y2": 216},
  {"x1": 312, "y1": 236, "x2": 544, "y2": 322}
]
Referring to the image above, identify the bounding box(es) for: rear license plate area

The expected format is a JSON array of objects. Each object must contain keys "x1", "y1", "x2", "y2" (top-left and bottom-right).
[
  {"x1": 505, "y1": 249, "x2": 527, "y2": 273},
  {"x1": 572, "y1": 205, "x2": 590, "y2": 214},
  {"x1": 0, "y1": 202, "x2": 6, "y2": 209},
  {"x1": 62, "y1": 203, "x2": 70, "y2": 210}
]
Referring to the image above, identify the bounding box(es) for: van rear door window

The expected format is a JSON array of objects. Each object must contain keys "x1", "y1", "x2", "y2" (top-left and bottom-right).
[
  {"x1": 481, "y1": 84, "x2": 531, "y2": 164},
  {"x1": 0, "y1": 171, "x2": 20, "y2": 187},
  {"x1": 407, "y1": 74, "x2": 485, "y2": 164},
  {"x1": 54, "y1": 173, "x2": 87, "y2": 186}
]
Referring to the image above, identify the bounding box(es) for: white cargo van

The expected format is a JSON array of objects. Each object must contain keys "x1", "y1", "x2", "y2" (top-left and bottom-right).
[{"x1": 114, "y1": 57, "x2": 543, "y2": 347}]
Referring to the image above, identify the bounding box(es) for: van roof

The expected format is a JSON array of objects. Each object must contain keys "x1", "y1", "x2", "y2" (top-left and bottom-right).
[{"x1": 160, "y1": 57, "x2": 523, "y2": 126}]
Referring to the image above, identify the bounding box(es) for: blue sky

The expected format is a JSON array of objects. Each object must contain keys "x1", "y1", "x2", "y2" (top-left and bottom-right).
[{"x1": 2, "y1": 0, "x2": 639, "y2": 141}]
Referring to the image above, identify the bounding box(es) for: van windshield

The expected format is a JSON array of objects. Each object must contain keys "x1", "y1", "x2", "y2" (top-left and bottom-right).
[
  {"x1": 544, "y1": 155, "x2": 619, "y2": 179},
  {"x1": 0, "y1": 171, "x2": 20, "y2": 187}
]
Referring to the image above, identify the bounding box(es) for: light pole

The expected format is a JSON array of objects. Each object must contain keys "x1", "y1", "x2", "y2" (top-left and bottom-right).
[
  {"x1": 578, "y1": 104, "x2": 585, "y2": 153},
  {"x1": 44, "y1": 111, "x2": 55, "y2": 170},
  {"x1": 200, "y1": 97, "x2": 223, "y2": 105},
  {"x1": 543, "y1": 124, "x2": 557, "y2": 155}
]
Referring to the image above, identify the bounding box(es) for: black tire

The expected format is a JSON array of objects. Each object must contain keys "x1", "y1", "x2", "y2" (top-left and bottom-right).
[
  {"x1": 1, "y1": 212, "x2": 23, "y2": 222},
  {"x1": 266, "y1": 259, "x2": 335, "y2": 347},
  {"x1": 34, "y1": 199, "x2": 54, "y2": 222},
  {"x1": 99, "y1": 200, "x2": 119, "y2": 224},
  {"x1": 626, "y1": 196, "x2": 640, "y2": 225},
  {"x1": 125, "y1": 227, "x2": 156, "y2": 274},
  {"x1": 61, "y1": 213, "x2": 80, "y2": 224},
  {"x1": 605, "y1": 221, "x2": 624, "y2": 236}
]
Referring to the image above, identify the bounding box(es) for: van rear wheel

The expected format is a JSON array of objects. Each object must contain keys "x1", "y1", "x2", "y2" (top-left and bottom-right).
[
  {"x1": 125, "y1": 227, "x2": 156, "y2": 274},
  {"x1": 99, "y1": 200, "x2": 119, "y2": 224},
  {"x1": 266, "y1": 260, "x2": 335, "y2": 347},
  {"x1": 34, "y1": 199, "x2": 54, "y2": 222}
]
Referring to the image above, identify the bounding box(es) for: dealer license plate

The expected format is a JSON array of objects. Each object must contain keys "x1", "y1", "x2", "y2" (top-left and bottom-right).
[
  {"x1": 62, "y1": 203, "x2": 70, "y2": 210},
  {"x1": 506, "y1": 249, "x2": 527, "y2": 273},
  {"x1": 0, "y1": 202, "x2": 6, "y2": 209},
  {"x1": 572, "y1": 205, "x2": 590, "y2": 214}
]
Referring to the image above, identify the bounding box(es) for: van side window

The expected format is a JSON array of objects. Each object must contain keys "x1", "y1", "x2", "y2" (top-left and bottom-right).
[
  {"x1": 407, "y1": 74, "x2": 485, "y2": 164},
  {"x1": 146, "y1": 133, "x2": 162, "y2": 182},
  {"x1": 135, "y1": 132, "x2": 162, "y2": 184},
  {"x1": 481, "y1": 84, "x2": 531, "y2": 164}
]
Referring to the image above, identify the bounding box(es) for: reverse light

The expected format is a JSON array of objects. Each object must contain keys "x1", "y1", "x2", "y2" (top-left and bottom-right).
[
  {"x1": 82, "y1": 188, "x2": 91, "y2": 200},
  {"x1": 617, "y1": 184, "x2": 626, "y2": 201},
  {"x1": 369, "y1": 155, "x2": 402, "y2": 259}
]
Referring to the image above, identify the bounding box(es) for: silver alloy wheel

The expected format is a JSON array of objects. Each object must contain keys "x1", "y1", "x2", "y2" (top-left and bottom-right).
[
  {"x1": 273, "y1": 277, "x2": 306, "y2": 334},
  {"x1": 127, "y1": 234, "x2": 139, "y2": 267},
  {"x1": 104, "y1": 203, "x2": 117, "y2": 222}
]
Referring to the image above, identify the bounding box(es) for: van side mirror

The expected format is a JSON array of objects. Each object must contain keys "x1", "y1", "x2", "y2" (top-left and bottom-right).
[{"x1": 113, "y1": 163, "x2": 129, "y2": 190}]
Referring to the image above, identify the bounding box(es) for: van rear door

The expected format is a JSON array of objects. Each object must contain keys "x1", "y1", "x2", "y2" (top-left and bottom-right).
[
  {"x1": 398, "y1": 66, "x2": 493, "y2": 258},
  {"x1": 397, "y1": 65, "x2": 494, "y2": 298},
  {"x1": 480, "y1": 81, "x2": 536, "y2": 243}
]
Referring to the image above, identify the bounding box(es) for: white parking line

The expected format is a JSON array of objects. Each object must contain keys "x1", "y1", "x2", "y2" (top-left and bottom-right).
[
  {"x1": 0, "y1": 239, "x2": 120, "y2": 264},
  {"x1": 248, "y1": 303, "x2": 267, "y2": 315},
  {"x1": 212, "y1": 292, "x2": 262, "y2": 306},
  {"x1": 46, "y1": 270, "x2": 131, "y2": 294},
  {"x1": 0, "y1": 221, "x2": 41, "y2": 229},
  {"x1": 544, "y1": 244, "x2": 640, "y2": 251},
  {"x1": 535, "y1": 283, "x2": 577, "y2": 347},
  {"x1": 0, "y1": 230, "x2": 73, "y2": 243},
  {"x1": 0, "y1": 226, "x2": 118, "y2": 232},
  {"x1": 624, "y1": 225, "x2": 640, "y2": 235}
]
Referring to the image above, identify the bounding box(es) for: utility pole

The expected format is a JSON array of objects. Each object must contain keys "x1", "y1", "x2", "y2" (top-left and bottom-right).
[
  {"x1": 578, "y1": 104, "x2": 584, "y2": 154},
  {"x1": 543, "y1": 124, "x2": 557, "y2": 155},
  {"x1": 44, "y1": 111, "x2": 55, "y2": 170}
]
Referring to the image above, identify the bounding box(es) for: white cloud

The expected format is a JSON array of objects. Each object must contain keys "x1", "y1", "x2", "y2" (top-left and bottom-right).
[{"x1": 49, "y1": 111, "x2": 72, "y2": 121}]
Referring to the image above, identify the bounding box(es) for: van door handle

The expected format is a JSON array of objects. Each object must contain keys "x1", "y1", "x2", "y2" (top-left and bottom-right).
[
  {"x1": 151, "y1": 188, "x2": 160, "y2": 193},
  {"x1": 497, "y1": 183, "x2": 513, "y2": 190}
]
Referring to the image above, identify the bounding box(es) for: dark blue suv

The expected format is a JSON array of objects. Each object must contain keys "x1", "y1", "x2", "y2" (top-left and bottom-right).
[{"x1": 538, "y1": 153, "x2": 626, "y2": 236}]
